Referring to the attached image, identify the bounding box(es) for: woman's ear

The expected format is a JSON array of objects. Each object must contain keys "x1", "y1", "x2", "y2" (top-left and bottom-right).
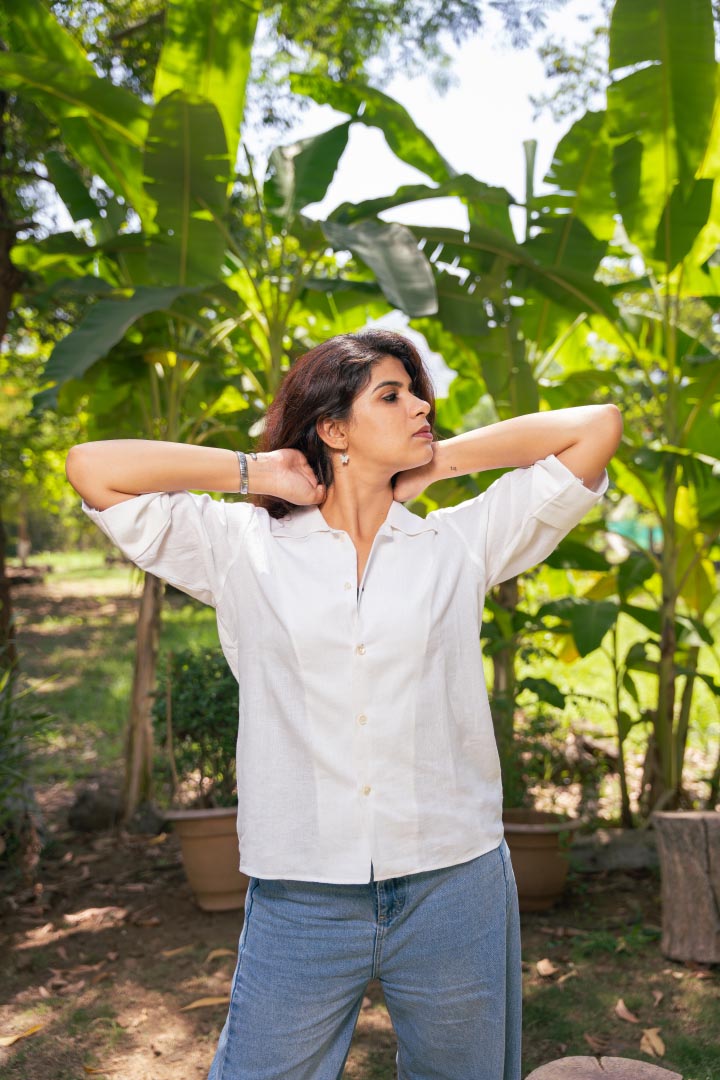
[{"x1": 316, "y1": 416, "x2": 347, "y2": 451}]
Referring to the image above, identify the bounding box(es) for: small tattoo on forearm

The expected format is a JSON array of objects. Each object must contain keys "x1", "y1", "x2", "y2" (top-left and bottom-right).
[{"x1": 450, "y1": 465, "x2": 457, "y2": 472}]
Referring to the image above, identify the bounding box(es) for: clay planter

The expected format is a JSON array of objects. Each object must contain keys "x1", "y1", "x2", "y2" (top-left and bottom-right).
[
  {"x1": 502, "y1": 808, "x2": 586, "y2": 912},
  {"x1": 164, "y1": 806, "x2": 250, "y2": 912}
]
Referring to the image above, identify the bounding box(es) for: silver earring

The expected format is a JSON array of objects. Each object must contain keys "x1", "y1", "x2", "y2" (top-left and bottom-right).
[{"x1": 340, "y1": 450, "x2": 349, "y2": 465}]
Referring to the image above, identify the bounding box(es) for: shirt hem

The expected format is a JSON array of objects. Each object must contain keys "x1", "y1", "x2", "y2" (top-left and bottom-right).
[{"x1": 238, "y1": 835, "x2": 505, "y2": 885}]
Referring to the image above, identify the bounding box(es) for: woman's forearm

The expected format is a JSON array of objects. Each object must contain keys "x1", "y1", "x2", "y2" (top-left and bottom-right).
[
  {"x1": 65, "y1": 439, "x2": 277, "y2": 510},
  {"x1": 431, "y1": 404, "x2": 622, "y2": 487}
]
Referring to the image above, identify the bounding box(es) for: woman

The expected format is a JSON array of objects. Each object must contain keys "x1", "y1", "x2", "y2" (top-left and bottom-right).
[{"x1": 66, "y1": 329, "x2": 622, "y2": 1080}]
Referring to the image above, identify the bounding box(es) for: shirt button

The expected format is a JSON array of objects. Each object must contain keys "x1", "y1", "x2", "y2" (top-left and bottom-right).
[
  {"x1": 358, "y1": 714, "x2": 368, "y2": 725},
  {"x1": 333, "y1": 532, "x2": 343, "y2": 540},
  {"x1": 344, "y1": 581, "x2": 353, "y2": 590},
  {"x1": 356, "y1": 644, "x2": 366, "y2": 655},
  {"x1": 362, "y1": 785, "x2": 372, "y2": 796}
]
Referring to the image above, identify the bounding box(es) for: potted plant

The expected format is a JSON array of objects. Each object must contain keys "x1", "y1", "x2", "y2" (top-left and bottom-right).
[
  {"x1": 498, "y1": 697, "x2": 599, "y2": 912},
  {"x1": 151, "y1": 647, "x2": 249, "y2": 911}
]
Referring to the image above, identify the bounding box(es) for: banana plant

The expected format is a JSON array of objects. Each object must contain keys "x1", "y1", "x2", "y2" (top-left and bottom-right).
[
  {"x1": 302, "y1": 0, "x2": 720, "y2": 816},
  {"x1": 6, "y1": 0, "x2": 260, "y2": 817}
]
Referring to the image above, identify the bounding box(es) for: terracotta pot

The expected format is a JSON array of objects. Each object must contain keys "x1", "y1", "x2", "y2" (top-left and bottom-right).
[
  {"x1": 164, "y1": 806, "x2": 250, "y2": 912},
  {"x1": 502, "y1": 808, "x2": 586, "y2": 912}
]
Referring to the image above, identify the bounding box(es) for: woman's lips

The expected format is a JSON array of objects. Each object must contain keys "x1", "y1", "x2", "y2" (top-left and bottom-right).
[{"x1": 412, "y1": 432, "x2": 433, "y2": 440}]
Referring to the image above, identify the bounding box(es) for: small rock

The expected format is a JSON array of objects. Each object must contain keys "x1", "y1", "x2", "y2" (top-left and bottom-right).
[
  {"x1": 68, "y1": 786, "x2": 123, "y2": 832},
  {"x1": 568, "y1": 827, "x2": 658, "y2": 872}
]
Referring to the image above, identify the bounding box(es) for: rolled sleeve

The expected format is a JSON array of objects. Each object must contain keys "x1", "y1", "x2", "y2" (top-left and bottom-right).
[
  {"x1": 432, "y1": 453, "x2": 609, "y2": 590},
  {"x1": 81, "y1": 490, "x2": 252, "y2": 608}
]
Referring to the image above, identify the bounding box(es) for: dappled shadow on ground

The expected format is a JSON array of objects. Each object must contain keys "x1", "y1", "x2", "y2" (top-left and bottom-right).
[
  {"x1": 0, "y1": 789, "x2": 400, "y2": 1080},
  {"x1": 3, "y1": 790, "x2": 718, "y2": 1080}
]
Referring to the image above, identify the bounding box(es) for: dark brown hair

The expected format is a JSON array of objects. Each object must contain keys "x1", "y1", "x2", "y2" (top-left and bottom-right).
[{"x1": 248, "y1": 329, "x2": 436, "y2": 519}]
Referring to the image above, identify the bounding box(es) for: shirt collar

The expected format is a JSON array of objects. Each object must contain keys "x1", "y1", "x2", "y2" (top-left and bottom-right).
[{"x1": 270, "y1": 499, "x2": 437, "y2": 538}]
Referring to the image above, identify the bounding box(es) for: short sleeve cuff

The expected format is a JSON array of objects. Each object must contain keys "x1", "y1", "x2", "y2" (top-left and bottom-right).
[
  {"x1": 81, "y1": 491, "x2": 172, "y2": 562},
  {"x1": 531, "y1": 454, "x2": 609, "y2": 530}
]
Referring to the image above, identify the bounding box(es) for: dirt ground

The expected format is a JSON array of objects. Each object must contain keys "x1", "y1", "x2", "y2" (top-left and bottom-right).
[
  {"x1": 2, "y1": 565, "x2": 718, "y2": 1079},
  {"x1": 2, "y1": 782, "x2": 717, "y2": 1080}
]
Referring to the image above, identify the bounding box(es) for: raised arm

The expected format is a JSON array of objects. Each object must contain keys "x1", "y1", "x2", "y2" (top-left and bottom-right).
[
  {"x1": 65, "y1": 441, "x2": 324, "y2": 510},
  {"x1": 393, "y1": 404, "x2": 622, "y2": 503}
]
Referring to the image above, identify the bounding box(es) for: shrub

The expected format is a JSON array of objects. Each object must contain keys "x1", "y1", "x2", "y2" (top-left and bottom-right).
[
  {"x1": 0, "y1": 652, "x2": 53, "y2": 875},
  {"x1": 151, "y1": 647, "x2": 238, "y2": 808}
]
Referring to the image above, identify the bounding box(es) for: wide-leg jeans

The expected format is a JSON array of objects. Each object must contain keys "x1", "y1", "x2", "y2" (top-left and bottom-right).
[{"x1": 207, "y1": 838, "x2": 522, "y2": 1080}]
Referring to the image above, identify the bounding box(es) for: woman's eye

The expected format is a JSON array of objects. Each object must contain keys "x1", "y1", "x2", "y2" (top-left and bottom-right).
[{"x1": 383, "y1": 393, "x2": 398, "y2": 402}]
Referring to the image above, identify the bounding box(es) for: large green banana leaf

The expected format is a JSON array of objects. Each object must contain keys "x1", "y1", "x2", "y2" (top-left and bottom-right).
[
  {"x1": 31, "y1": 285, "x2": 206, "y2": 416},
  {"x1": 327, "y1": 175, "x2": 514, "y2": 236},
  {"x1": 0, "y1": 53, "x2": 152, "y2": 222},
  {"x1": 4, "y1": 0, "x2": 97, "y2": 76},
  {"x1": 263, "y1": 122, "x2": 352, "y2": 221},
  {"x1": 410, "y1": 225, "x2": 622, "y2": 325},
  {"x1": 322, "y1": 219, "x2": 438, "y2": 317},
  {"x1": 290, "y1": 72, "x2": 455, "y2": 184},
  {"x1": 152, "y1": 0, "x2": 259, "y2": 173},
  {"x1": 608, "y1": 0, "x2": 716, "y2": 266},
  {"x1": 142, "y1": 92, "x2": 231, "y2": 286}
]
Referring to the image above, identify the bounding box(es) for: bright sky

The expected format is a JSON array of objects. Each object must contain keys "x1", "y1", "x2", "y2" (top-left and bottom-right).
[{"x1": 246, "y1": 0, "x2": 603, "y2": 231}]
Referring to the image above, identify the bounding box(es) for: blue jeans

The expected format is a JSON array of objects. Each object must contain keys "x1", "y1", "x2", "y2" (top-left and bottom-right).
[{"x1": 207, "y1": 838, "x2": 522, "y2": 1080}]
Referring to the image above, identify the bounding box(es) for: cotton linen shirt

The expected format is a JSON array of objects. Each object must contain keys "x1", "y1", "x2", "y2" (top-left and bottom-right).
[{"x1": 82, "y1": 452, "x2": 609, "y2": 884}]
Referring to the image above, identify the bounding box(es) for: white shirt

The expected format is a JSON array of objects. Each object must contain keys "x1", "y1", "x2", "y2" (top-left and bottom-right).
[{"x1": 82, "y1": 452, "x2": 609, "y2": 884}]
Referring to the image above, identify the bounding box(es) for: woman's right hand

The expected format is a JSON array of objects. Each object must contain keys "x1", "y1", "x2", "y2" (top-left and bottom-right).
[{"x1": 248, "y1": 449, "x2": 326, "y2": 505}]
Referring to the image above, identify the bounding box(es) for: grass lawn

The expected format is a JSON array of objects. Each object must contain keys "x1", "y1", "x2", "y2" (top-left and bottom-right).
[{"x1": 1, "y1": 550, "x2": 718, "y2": 1080}]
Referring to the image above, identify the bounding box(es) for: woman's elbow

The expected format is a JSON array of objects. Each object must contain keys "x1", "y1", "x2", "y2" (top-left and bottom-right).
[
  {"x1": 65, "y1": 444, "x2": 103, "y2": 501},
  {"x1": 65, "y1": 445, "x2": 87, "y2": 492},
  {"x1": 604, "y1": 403, "x2": 623, "y2": 437}
]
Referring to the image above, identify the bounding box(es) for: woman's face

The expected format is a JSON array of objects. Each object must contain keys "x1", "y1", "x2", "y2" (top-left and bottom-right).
[{"x1": 343, "y1": 354, "x2": 434, "y2": 477}]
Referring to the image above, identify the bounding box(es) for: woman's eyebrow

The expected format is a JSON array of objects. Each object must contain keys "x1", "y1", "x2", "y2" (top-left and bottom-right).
[{"x1": 372, "y1": 380, "x2": 413, "y2": 394}]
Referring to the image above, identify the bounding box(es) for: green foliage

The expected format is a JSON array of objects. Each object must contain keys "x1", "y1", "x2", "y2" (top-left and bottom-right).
[
  {"x1": 151, "y1": 647, "x2": 238, "y2": 808},
  {"x1": 0, "y1": 657, "x2": 54, "y2": 867}
]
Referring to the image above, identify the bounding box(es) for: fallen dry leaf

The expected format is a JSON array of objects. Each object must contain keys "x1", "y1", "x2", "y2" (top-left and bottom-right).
[
  {"x1": 205, "y1": 948, "x2": 236, "y2": 963},
  {"x1": 146, "y1": 833, "x2": 168, "y2": 845},
  {"x1": 652, "y1": 990, "x2": 664, "y2": 1006},
  {"x1": 583, "y1": 1031, "x2": 610, "y2": 1053},
  {"x1": 615, "y1": 998, "x2": 640, "y2": 1023},
  {"x1": 557, "y1": 970, "x2": 578, "y2": 985},
  {"x1": 0, "y1": 1023, "x2": 44, "y2": 1047},
  {"x1": 63, "y1": 907, "x2": 127, "y2": 926},
  {"x1": 162, "y1": 944, "x2": 194, "y2": 959},
  {"x1": 536, "y1": 958, "x2": 559, "y2": 977},
  {"x1": 180, "y1": 996, "x2": 231, "y2": 1012},
  {"x1": 640, "y1": 1027, "x2": 665, "y2": 1057}
]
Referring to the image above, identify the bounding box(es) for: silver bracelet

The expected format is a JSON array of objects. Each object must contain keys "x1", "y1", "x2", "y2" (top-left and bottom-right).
[{"x1": 236, "y1": 450, "x2": 257, "y2": 495}]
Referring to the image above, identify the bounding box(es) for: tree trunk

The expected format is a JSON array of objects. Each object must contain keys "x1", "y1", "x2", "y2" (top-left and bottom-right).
[
  {"x1": 123, "y1": 570, "x2": 164, "y2": 820},
  {"x1": 491, "y1": 575, "x2": 520, "y2": 806},
  {"x1": 525, "y1": 1057, "x2": 682, "y2": 1079},
  {"x1": 652, "y1": 810, "x2": 720, "y2": 963},
  {"x1": 674, "y1": 646, "x2": 698, "y2": 793},
  {"x1": 0, "y1": 504, "x2": 17, "y2": 671}
]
